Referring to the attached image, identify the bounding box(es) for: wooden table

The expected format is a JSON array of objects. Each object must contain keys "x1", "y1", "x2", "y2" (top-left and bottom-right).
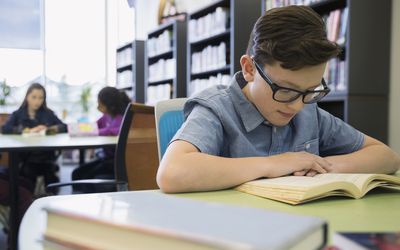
[
  {"x1": 0, "y1": 133, "x2": 118, "y2": 250},
  {"x1": 19, "y1": 188, "x2": 400, "y2": 250}
]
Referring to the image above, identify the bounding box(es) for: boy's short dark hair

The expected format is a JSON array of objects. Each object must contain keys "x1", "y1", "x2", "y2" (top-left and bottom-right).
[{"x1": 247, "y1": 5, "x2": 341, "y2": 70}]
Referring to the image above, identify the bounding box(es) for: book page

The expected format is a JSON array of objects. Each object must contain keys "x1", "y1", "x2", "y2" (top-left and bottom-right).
[
  {"x1": 243, "y1": 174, "x2": 379, "y2": 190},
  {"x1": 244, "y1": 173, "x2": 373, "y2": 190},
  {"x1": 22, "y1": 129, "x2": 46, "y2": 137}
]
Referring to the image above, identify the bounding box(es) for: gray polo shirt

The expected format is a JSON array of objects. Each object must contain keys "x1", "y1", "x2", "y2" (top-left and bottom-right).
[{"x1": 172, "y1": 72, "x2": 364, "y2": 157}]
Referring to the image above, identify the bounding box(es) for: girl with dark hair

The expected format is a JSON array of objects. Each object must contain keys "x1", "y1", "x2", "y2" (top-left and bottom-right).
[
  {"x1": 72, "y1": 86, "x2": 131, "y2": 193},
  {"x1": 2, "y1": 83, "x2": 67, "y2": 188},
  {"x1": 2, "y1": 83, "x2": 66, "y2": 134},
  {"x1": 96, "y1": 86, "x2": 131, "y2": 136}
]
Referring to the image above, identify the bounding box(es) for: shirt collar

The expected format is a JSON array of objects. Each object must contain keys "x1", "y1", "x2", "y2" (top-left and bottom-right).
[{"x1": 228, "y1": 72, "x2": 266, "y2": 132}]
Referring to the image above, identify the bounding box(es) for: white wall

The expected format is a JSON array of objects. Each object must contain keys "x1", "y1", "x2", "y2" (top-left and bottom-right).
[
  {"x1": 176, "y1": 0, "x2": 216, "y2": 14},
  {"x1": 135, "y1": 0, "x2": 159, "y2": 40},
  {"x1": 134, "y1": 0, "x2": 216, "y2": 40},
  {"x1": 389, "y1": 0, "x2": 400, "y2": 153}
]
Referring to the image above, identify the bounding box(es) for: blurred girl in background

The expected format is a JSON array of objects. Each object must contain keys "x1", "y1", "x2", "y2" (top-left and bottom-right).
[
  {"x1": 2, "y1": 83, "x2": 67, "y2": 188},
  {"x1": 72, "y1": 86, "x2": 131, "y2": 193}
]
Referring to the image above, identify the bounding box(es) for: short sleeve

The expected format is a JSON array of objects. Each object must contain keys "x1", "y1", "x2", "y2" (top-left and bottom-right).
[
  {"x1": 317, "y1": 107, "x2": 365, "y2": 156},
  {"x1": 171, "y1": 105, "x2": 224, "y2": 156}
]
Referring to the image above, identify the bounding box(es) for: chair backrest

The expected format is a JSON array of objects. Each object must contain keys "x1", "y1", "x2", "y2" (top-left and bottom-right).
[
  {"x1": 0, "y1": 113, "x2": 9, "y2": 132},
  {"x1": 0, "y1": 113, "x2": 9, "y2": 166},
  {"x1": 155, "y1": 98, "x2": 187, "y2": 161},
  {"x1": 115, "y1": 103, "x2": 159, "y2": 191}
]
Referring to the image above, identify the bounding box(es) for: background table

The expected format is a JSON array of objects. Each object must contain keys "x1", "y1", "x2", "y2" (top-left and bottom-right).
[
  {"x1": 0, "y1": 133, "x2": 118, "y2": 250},
  {"x1": 19, "y1": 188, "x2": 400, "y2": 250}
]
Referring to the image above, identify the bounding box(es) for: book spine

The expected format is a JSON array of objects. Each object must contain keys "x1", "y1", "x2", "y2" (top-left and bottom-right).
[{"x1": 320, "y1": 223, "x2": 328, "y2": 250}]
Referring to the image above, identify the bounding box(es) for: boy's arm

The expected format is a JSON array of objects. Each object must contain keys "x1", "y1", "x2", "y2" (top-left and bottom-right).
[
  {"x1": 325, "y1": 135, "x2": 400, "y2": 174},
  {"x1": 157, "y1": 140, "x2": 329, "y2": 193}
]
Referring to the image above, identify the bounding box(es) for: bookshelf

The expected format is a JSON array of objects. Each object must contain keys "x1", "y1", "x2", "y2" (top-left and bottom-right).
[
  {"x1": 262, "y1": 0, "x2": 391, "y2": 143},
  {"x1": 145, "y1": 19, "x2": 187, "y2": 106},
  {"x1": 116, "y1": 40, "x2": 145, "y2": 103},
  {"x1": 187, "y1": 0, "x2": 261, "y2": 96}
]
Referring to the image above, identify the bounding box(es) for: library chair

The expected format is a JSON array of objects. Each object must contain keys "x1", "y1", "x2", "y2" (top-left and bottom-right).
[
  {"x1": 47, "y1": 103, "x2": 159, "y2": 193},
  {"x1": 0, "y1": 113, "x2": 10, "y2": 230},
  {"x1": 0, "y1": 113, "x2": 9, "y2": 167},
  {"x1": 155, "y1": 98, "x2": 187, "y2": 161}
]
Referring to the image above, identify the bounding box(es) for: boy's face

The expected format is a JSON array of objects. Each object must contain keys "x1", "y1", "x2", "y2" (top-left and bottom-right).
[{"x1": 244, "y1": 57, "x2": 326, "y2": 127}]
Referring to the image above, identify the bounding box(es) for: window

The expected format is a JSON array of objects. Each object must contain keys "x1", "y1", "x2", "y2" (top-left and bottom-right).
[
  {"x1": 0, "y1": 0, "x2": 41, "y2": 49},
  {"x1": 0, "y1": 0, "x2": 134, "y2": 121}
]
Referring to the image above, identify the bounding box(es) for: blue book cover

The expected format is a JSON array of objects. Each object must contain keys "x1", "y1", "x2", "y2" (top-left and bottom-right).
[{"x1": 332, "y1": 232, "x2": 400, "y2": 250}]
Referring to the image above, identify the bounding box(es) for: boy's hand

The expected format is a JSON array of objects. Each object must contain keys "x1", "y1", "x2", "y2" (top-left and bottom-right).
[
  {"x1": 293, "y1": 170, "x2": 318, "y2": 177},
  {"x1": 268, "y1": 151, "x2": 330, "y2": 178}
]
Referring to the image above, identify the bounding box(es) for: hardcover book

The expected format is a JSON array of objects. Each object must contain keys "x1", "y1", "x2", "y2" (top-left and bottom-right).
[
  {"x1": 42, "y1": 191, "x2": 327, "y2": 250},
  {"x1": 332, "y1": 232, "x2": 400, "y2": 250}
]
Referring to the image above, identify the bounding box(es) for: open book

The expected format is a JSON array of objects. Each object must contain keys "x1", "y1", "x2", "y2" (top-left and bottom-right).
[
  {"x1": 22, "y1": 129, "x2": 46, "y2": 137},
  {"x1": 235, "y1": 173, "x2": 400, "y2": 205}
]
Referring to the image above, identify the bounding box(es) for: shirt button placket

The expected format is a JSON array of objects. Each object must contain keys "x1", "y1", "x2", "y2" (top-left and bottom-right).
[{"x1": 270, "y1": 126, "x2": 281, "y2": 155}]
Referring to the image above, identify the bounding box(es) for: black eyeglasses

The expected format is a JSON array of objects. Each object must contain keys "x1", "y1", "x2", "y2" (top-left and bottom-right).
[{"x1": 253, "y1": 59, "x2": 330, "y2": 104}]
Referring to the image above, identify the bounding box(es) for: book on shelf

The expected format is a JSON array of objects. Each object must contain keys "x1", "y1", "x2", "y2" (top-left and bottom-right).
[
  {"x1": 42, "y1": 191, "x2": 327, "y2": 250},
  {"x1": 336, "y1": 7, "x2": 349, "y2": 46},
  {"x1": 322, "y1": 8, "x2": 348, "y2": 45},
  {"x1": 235, "y1": 173, "x2": 400, "y2": 205},
  {"x1": 324, "y1": 57, "x2": 347, "y2": 92},
  {"x1": 188, "y1": 7, "x2": 229, "y2": 43},
  {"x1": 116, "y1": 46, "x2": 132, "y2": 68},
  {"x1": 332, "y1": 232, "x2": 400, "y2": 250},
  {"x1": 147, "y1": 29, "x2": 172, "y2": 57}
]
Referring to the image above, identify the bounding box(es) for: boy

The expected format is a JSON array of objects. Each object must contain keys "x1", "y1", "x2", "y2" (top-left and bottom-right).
[{"x1": 157, "y1": 6, "x2": 400, "y2": 193}]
